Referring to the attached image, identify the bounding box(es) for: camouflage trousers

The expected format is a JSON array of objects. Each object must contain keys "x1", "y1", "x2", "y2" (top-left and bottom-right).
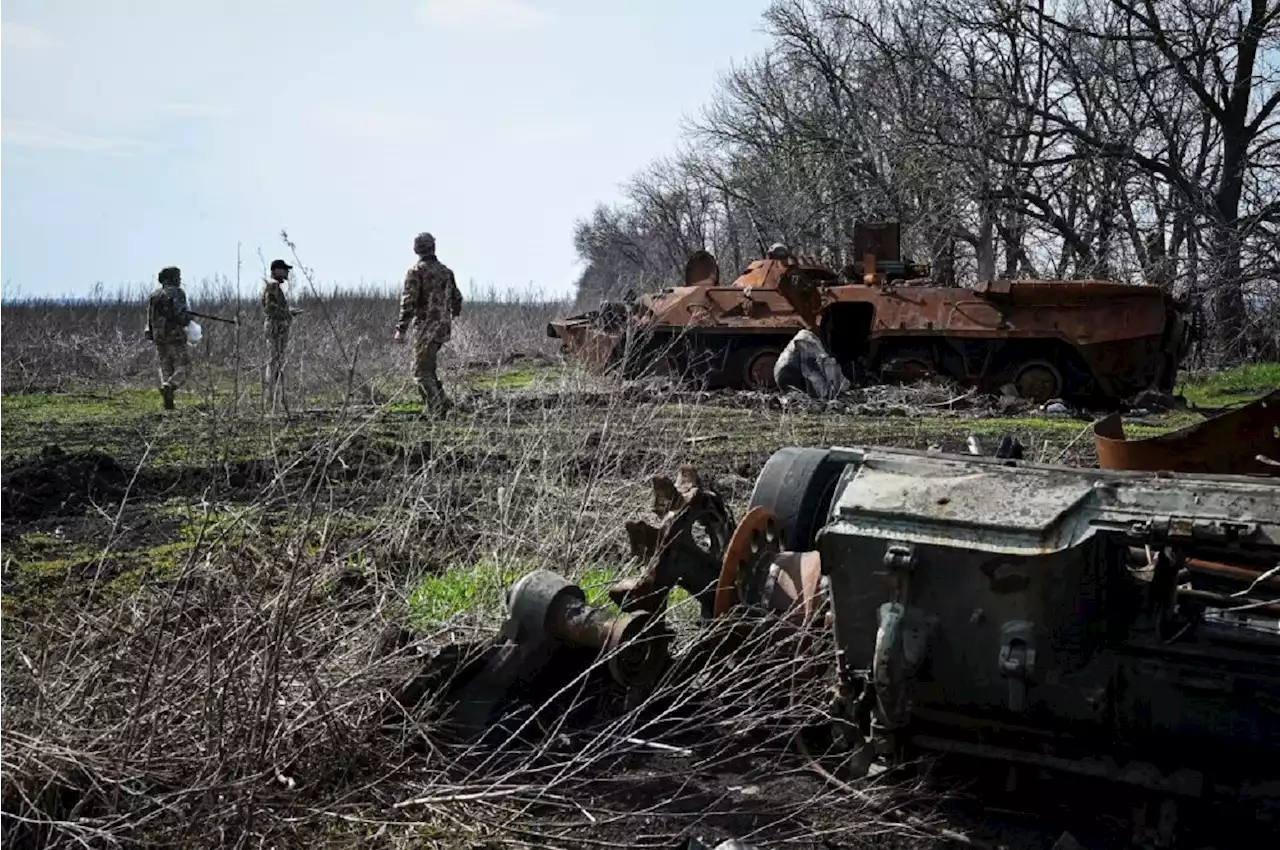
[
  {"x1": 155, "y1": 341, "x2": 190, "y2": 390},
  {"x1": 412, "y1": 334, "x2": 449, "y2": 412},
  {"x1": 264, "y1": 325, "x2": 290, "y2": 407}
]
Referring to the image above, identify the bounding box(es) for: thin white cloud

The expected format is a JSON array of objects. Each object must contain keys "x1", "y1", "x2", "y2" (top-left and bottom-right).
[
  {"x1": 154, "y1": 101, "x2": 236, "y2": 119},
  {"x1": 2, "y1": 119, "x2": 142, "y2": 154},
  {"x1": 507, "y1": 118, "x2": 591, "y2": 145},
  {"x1": 1, "y1": 22, "x2": 52, "y2": 50},
  {"x1": 416, "y1": 0, "x2": 549, "y2": 30},
  {"x1": 305, "y1": 106, "x2": 431, "y2": 140}
]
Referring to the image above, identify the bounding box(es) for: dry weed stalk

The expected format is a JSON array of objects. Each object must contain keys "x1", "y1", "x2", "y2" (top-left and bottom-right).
[{"x1": 2, "y1": 366, "x2": 954, "y2": 848}]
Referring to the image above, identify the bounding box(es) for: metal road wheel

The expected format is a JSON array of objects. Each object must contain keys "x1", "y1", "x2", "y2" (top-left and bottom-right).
[
  {"x1": 1013, "y1": 359, "x2": 1064, "y2": 403},
  {"x1": 740, "y1": 346, "x2": 782, "y2": 390},
  {"x1": 715, "y1": 507, "x2": 785, "y2": 617},
  {"x1": 879, "y1": 347, "x2": 936, "y2": 384},
  {"x1": 883, "y1": 357, "x2": 934, "y2": 383}
]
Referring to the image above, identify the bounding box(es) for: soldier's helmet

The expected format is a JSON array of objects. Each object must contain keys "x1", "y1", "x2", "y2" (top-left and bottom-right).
[
  {"x1": 766, "y1": 243, "x2": 791, "y2": 261},
  {"x1": 158, "y1": 266, "x2": 181, "y2": 285},
  {"x1": 414, "y1": 232, "x2": 436, "y2": 256}
]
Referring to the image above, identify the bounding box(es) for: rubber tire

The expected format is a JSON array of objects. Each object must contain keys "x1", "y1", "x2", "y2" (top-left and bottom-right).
[{"x1": 748, "y1": 447, "x2": 847, "y2": 551}]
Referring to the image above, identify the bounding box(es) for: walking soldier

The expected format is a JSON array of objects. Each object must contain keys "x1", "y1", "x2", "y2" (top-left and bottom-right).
[
  {"x1": 144, "y1": 266, "x2": 193, "y2": 410},
  {"x1": 394, "y1": 232, "x2": 463, "y2": 414}
]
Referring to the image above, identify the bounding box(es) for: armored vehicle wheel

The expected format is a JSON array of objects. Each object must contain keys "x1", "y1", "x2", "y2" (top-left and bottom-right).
[
  {"x1": 730, "y1": 346, "x2": 782, "y2": 390},
  {"x1": 881, "y1": 354, "x2": 935, "y2": 384},
  {"x1": 748, "y1": 447, "x2": 846, "y2": 551},
  {"x1": 1013, "y1": 360, "x2": 1064, "y2": 403}
]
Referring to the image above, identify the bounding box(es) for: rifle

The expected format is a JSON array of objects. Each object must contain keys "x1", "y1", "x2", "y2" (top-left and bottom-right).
[{"x1": 189, "y1": 310, "x2": 239, "y2": 326}]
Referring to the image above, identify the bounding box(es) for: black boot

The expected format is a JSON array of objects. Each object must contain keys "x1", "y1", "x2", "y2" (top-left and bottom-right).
[{"x1": 162, "y1": 386, "x2": 175, "y2": 410}]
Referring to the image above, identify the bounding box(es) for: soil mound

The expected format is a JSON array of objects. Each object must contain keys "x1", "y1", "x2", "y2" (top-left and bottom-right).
[{"x1": 1, "y1": 445, "x2": 131, "y2": 522}]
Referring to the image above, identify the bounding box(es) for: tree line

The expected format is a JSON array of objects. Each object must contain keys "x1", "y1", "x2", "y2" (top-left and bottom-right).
[{"x1": 573, "y1": 0, "x2": 1280, "y2": 362}]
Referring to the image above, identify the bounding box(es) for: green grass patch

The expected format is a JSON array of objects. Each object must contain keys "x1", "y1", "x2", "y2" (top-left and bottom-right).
[
  {"x1": 104, "y1": 541, "x2": 195, "y2": 595},
  {"x1": 406, "y1": 557, "x2": 630, "y2": 630},
  {"x1": 1177, "y1": 362, "x2": 1279, "y2": 408},
  {"x1": 1, "y1": 388, "x2": 163, "y2": 420},
  {"x1": 4, "y1": 532, "x2": 101, "y2": 578},
  {"x1": 471, "y1": 366, "x2": 564, "y2": 390}
]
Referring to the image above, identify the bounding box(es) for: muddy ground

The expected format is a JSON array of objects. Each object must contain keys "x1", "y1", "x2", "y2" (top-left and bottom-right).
[{"x1": 0, "y1": 367, "x2": 1262, "y2": 849}]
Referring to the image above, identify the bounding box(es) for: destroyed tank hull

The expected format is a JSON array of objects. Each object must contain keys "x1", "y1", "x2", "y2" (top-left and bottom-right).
[
  {"x1": 549, "y1": 226, "x2": 1190, "y2": 404},
  {"x1": 746, "y1": 440, "x2": 1280, "y2": 837}
]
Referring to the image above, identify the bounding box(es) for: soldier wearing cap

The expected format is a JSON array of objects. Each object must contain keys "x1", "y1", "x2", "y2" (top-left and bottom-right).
[
  {"x1": 144, "y1": 266, "x2": 193, "y2": 410},
  {"x1": 394, "y1": 231, "x2": 463, "y2": 414},
  {"x1": 262, "y1": 259, "x2": 300, "y2": 411}
]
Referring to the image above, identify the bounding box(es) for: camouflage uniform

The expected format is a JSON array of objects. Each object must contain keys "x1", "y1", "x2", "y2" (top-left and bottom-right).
[
  {"x1": 261, "y1": 269, "x2": 293, "y2": 409},
  {"x1": 145, "y1": 267, "x2": 192, "y2": 410},
  {"x1": 397, "y1": 232, "x2": 463, "y2": 413}
]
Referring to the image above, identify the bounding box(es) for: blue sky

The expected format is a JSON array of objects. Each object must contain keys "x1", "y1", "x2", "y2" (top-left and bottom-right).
[{"x1": 1, "y1": 0, "x2": 772, "y2": 299}]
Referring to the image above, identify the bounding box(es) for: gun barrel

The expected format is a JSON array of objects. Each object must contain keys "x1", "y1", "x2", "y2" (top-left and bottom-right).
[{"x1": 190, "y1": 311, "x2": 238, "y2": 325}]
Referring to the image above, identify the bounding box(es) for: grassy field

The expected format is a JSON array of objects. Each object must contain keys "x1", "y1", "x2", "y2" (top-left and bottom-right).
[{"x1": 1, "y1": 318, "x2": 1275, "y2": 848}]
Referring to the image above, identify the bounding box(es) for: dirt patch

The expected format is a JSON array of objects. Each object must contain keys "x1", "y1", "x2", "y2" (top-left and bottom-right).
[{"x1": 1, "y1": 445, "x2": 132, "y2": 522}]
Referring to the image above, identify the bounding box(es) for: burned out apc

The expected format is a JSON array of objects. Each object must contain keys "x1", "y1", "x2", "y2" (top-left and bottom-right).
[{"x1": 549, "y1": 224, "x2": 1190, "y2": 403}]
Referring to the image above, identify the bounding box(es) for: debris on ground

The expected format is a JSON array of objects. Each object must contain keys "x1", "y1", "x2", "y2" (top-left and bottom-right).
[
  {"x1": 1095, "y1": 388, "x2": 1280, "y2": 476},
  {"x1": 774, "y1": 329, "x2": 850, "y2": 401},
  {"x1": 403, "y1": 443, "x2": 1279, "y2": 848},
  {"x1": 970, "y1": 434, "x2": 1025, "y2": 459},
  {"x1": 1042, "y1": 398, "x2": 1073, "y2": 416},
  {"x1": 1126, "y1": 388, "x2": 1182, "y2": 412},
  {"x1": 0, "y1": 444, "x2": 131, "y2": 521},
  {"x1": 686, "y1": 838, "x2": 761, "y2": 850}
]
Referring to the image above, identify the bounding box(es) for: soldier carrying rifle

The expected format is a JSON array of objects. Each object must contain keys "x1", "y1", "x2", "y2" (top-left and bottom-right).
[
  {"x1": 144, "y1": 266, "x2": 193, "y2": 410},
  {"x1": 143, "y1": 265, "x2": 237, "y2": 411}
]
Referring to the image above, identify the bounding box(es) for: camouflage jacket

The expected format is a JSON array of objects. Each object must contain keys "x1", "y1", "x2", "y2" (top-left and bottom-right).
[
  {"x1": 397, "y1": 256, "x2": 462, "y2": 344},
  {"x1": 146, "y1": 284, "x2": 191, "y2": 345},
  {"x1": 261, "y1": 278, "x2": 292, "y2": 328}
]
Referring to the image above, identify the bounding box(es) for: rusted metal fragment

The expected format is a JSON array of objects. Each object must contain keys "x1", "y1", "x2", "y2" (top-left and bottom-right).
[
  {"x1": 715, "y1": 506, "x2": 824, "y2": 626},
  {"x1": 1094, "y1": 390, "x2": 1280, "y2": 476},
  {"x1": 609, "y1": 464, "x2": 734, "y2": 618},
  {"x1": 440, "y1": 570, "x2": 671, "y2": 735},
  {"x1": 684, "y1": 250, "x2": 720, "y2": 286},
  {"x1": 774, "y1": 267, "x2": 824, "y2": 332}
]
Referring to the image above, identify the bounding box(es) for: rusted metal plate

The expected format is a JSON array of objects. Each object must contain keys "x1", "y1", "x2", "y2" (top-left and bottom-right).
[
  {"x1": 853, "y1": 221, "x2": 901, "y2": 262},
  {"x1": 546, "y1": 319, "x2": 619, "y2": 373},
  {"x1": 1094, "y1": 391, "x2": 1280, "y2": 477},
  {"x1": 610, "y1": 465, "x2": 733, "y2": 619},
  {"x1": 684, "y1": 250, "x2": 720, "y2": 286}
]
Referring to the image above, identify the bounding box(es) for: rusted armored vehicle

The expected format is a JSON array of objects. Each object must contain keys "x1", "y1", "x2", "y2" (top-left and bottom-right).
[{"x1": 549, "y1": 224, "x2": 1190, "y2": 403}]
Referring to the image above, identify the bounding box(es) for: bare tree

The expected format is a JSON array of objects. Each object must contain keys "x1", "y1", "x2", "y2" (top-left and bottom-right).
[
  {"x1": 571, "y1": 0, "x2": 1280, "y2": 360},
  {"x1": 1011, "y1": 0, "x2": 1280, "y2": 356}
]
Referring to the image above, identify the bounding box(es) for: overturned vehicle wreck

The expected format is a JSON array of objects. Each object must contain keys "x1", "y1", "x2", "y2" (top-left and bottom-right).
[{"x1": 549, "y1": 224, "x2": 1191, "y2": 404}]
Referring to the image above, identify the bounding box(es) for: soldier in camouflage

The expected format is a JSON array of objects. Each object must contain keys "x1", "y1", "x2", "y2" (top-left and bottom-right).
[
  {"x1": 261, "y1": 259, "x2": 300, "y2": 412},
  {"x1": 394, "y1": 232, "x2": 463, "y2": 414},
  {"x1": 144, "y1": 266, "x2": 193, "y2": 410}
]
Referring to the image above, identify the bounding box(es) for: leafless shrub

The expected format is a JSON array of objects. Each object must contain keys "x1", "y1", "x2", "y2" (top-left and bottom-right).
[{"x1": 1, "y1": 379, "x2": 958, "y2": 849}]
